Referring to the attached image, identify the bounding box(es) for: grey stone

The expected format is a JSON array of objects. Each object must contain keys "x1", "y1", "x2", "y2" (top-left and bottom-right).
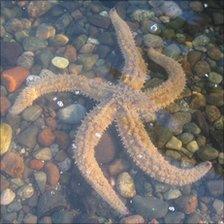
[
  {"x1": 144, "y1": 33, "x2": 163, "y2": 48},
  {"x1": 34, "y1": 171, "x2": 47, "y2": 193},
  {"x1": 23, "y1": 37, "x2": 48, "y2": 51},
  {"x1": 164, "y1": 211, "x2": 185, "y2": 224},
  {"x1": 22, "y1": 105, "x2": 42, "y2": 122}
]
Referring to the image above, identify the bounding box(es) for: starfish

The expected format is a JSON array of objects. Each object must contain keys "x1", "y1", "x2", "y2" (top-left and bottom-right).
[{"x1": 10, "y1": 8, "x2": 212, "y2": 215}]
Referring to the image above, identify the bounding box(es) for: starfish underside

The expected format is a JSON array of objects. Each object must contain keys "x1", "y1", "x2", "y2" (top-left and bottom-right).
[{"x1": 11, "y1": 8, "x2": 212, "y2": 215}]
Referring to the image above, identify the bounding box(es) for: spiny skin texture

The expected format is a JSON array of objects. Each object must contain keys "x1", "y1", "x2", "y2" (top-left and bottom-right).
[{"x1": 11, "y1": 8, "x2": 212, "y2": 215}]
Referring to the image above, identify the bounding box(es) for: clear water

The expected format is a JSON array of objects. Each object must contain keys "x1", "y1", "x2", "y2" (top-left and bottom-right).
[{"x1": 0, "y1": 1, "x2": 223, "y2": 223}]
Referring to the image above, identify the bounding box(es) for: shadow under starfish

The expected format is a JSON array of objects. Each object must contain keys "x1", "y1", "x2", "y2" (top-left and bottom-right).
[{"x1": 10, "y1": 8, "x2": 212, "y2": 215}]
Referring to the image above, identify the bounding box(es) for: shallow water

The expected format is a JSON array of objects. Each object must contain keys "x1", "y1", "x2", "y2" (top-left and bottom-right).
[{"x1": 0, "y1": 1, "x2": 223, "y2": 223}]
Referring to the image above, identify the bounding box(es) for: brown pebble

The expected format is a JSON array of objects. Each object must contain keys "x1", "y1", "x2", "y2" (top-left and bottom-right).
[
  {"x1": 29, "y1": 159, "x2": 44, "y2": 170},
  {"x1": 44, "y1": 162, "x2": 60, "y2": 186},
  {"x1": 64, "y1": 44, "x2": 77, "y2": 62},
  {"x1": 95, "y1": 132, "x2": 117, "y2": 164},
  {"x1": 45, "y1": 117, "x2": 57, "y2": 130},
  {"x1": 0, "y1": 96, "x2": 11, "y2": 116},
  {"x1": 175, "y1": 195, "x2": 198, "y2": 214},
  {"x1": 1, "y1": 152, "x2": 24, "y2": 178},
  {"x1": 108, "y1": 159, "x2": 129, "y2": 176},
  {"x1": 39, "y1": 216, "x2": 52, "y2": 224},
  {"x1": 38, "y1": 128, "x2": 55, "y2": 146},
  {"x1": 120, "y1": 215, "x2": 145, "y2": 224},
  {"x1": 55, "y1": 130, "x2": 70, "y2": 150}
]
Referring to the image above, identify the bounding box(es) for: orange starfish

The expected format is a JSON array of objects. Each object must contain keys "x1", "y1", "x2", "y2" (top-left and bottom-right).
[{"x1": 10, "y1": 8, "x2": 212, "y2": 215}]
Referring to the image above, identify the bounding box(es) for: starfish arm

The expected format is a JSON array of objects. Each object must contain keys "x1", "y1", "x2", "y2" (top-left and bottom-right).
[
  {"x1": 74, "y1": 99, "x2": 129, "y2": 215},
  {"x1": 10, "y1": 73, "x2": 113, "y2": 115},
  {"x1": 109, "y1": 8, "x2": 148, "y2": 90},
  {"x1": 145, "y1": 48, "x2": 186, "y2": 110},
  {"x1": 115, "y1": 105, "x2": 212, "y2": 186}
]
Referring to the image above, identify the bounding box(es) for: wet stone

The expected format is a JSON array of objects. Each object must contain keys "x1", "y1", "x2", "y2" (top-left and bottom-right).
[
  {"x1": 174, "y1": 195, "x2": 198, "y2": 214},
  {"x1": 164, "y1": 43, "x2": 181, "y2": 59},
  {"x1": 205, "y1": 105, "x2": 221, "y2": 123},
  {"x1": 17, "y1": 51, "x2": 34, "y2": 69},
  {"x1": 186, "y1": 140, "x2": 199, "y2": 153},
  {"x1": 34, "y1": 147, "x2": 52, "y2": 161},
  {"x1": 51, "y1": 56, "x2": 69, "y2": 69},
  {"x1": 17, "y1": 184, "x2": 34, "y2": 199},
  {"x1": 144, "y1": 33, "x2": 163, "y2": 48},
  {"x1": 206, "y1": 90, "x2": 224, "y2": 106},
  {"x1": 7, "y1": 199, "x2": 22, "y2": 212},
  {"x1": 192, "y1": 35, "x2": 210, "y2": 48},
  {"x1": 208, "y1": 72, "x2": 223, "y2": 84},
  {"x1": 166, "y1": 136, "x2": 182, "y2": 150},
  {"x1": 22, "y1": 105, "x2": 42, "y2": 122},
  {"x1": 1, "y1": 188, "x2": 16, "y2": 205},
  {"x1": 0, "y1": 123, "x2": 12, "y2": 155},
  {"x1": 23, "y1": 213, "x2": 37, "y2": 224},
  {"x1": 183, "y1": 123, "x2": 201, "y2": 135},
  {"x1": 154, "y1": 125, "x2": 173, "y2": 148},
  {"x1": 88, "y1": 14, "x2": 110, "y2": 29},
  {"x1": 179, "y1": 132, "x2": 194, "y2": 145},
  {"x1": 44, "y1": 162, "x2": 60, "y2": 186},
  {"x1": 57, "y1": 103, "x2": 86, "y2": 124},
  {"x1": 37, "y1": 190, "x2": 67, "y2": 217},
  {"x1": 116, "y1": 172, "x2": 136, "y2": 198},
  {"x1": 163, "y1": 189, "x2": 182, "y2": 200},
  {"x1": 164, "y1": 211, "x2": 185, "y2": 224},
  {"x1": 193, "y1": 60, "x2": 211, "y2": 77},
  {"x1": 28, "y1": 1, "x2": 55, "y2": 17},
  {"x1": 213, "y1": 199, "x2": 223, "y2": 215},
  {"x1": 207, "y1": 46, "x2": 223, "y2": 61},
  {"x1": 207, "y1": 180, "x2": 223, "y2": 197},
  {"x1": 197, "y1": 145, "x2": 219, "y2": 161},
  {"x1": 132, "y1": 195, "x2": 169, "y2": 219},
  {"x1": 36, "y1": 23, "x2": 56, "y2": 40},
  {"x1": 23, "y1": 37, "x2": 48, "y2": 51},
  {"x1": 16, "y1": 126, "x2": 38, "y2": 148},
  {"x1": 0, "y1": 96, "x2": 11, "y2": 116},
  {"x1": 120, "y1": 215, "x2": 145, "y2": 224},
  {"x1": 34, "y1": 171, "x2": 47, "y2": 193}
]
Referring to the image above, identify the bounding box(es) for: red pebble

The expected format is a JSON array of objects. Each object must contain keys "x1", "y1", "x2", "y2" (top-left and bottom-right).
[
  {"x1": 0, "y1": 96, "x2": 11, "y2": 115},
  {"x1": 44, "y1": 162, "x2": 60, "y2": 186},
  {"x1": 1, "y1": 66, "x2": 29, "y2": 92},
  {"x1": 55, "y1": 130, "x2": 70, "y2": 150},
  {"x1": 29, "y1": 159, "x2": 44, "y2": 170},
  {"x1": 37, "y1": 128, "x2": 55, "y2": 146}
]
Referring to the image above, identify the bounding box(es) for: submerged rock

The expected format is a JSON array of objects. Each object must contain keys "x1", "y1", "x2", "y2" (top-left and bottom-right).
[{"x1": 0, "y1": 123, "x2": 12, "y2": 155}]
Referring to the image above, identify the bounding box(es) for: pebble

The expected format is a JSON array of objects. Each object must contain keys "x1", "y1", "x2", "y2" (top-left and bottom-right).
[
  {"x1": 95, "y1": 132, "x2": 116, "y2": 164},
  {"x1": 164, "y1": 43, "x2": 181, "y2": 59},
  {"x1": 120, "y1": 215, "x2": 145, "y2": 224},
  {"x1": 174, "y1": 195, "x2": 198, "y2": 214},
  {"x1": 205, "y1": 105, "x2": 221, "y2": 123},
  {"x1": 164, "y1": 212, "x2": 185, "y2": 224},
  {"x1": 212, "y1": 199, "x2": 223, "y2": 215},
  {"x1": 218, "y1": 152, "x2": 224, "y2": 165},
  {"x1": 149, "y1": 1, "x2": 182, "y2": 19},
  {"x1": 208, "y1": 72, "x2": 223, "y2": 84},
  {"x1": 58, "y1": 158, "x2": 72, "y2": 172},
  {"x1": 131, "y1": 9, "x2": 154, "y2": 22},
  {"x1": 1, "y1": 66, "x2": 29, "y2": 92},
  {"x1": 17, "y1": 184, "x2": 34, "y2": 199},
  {"x1": 163, "y1": 189, "x2": 182, "y2": 200},
  {"x1": 186, "y1": 140, "x2": 199, "y2": 153},
  {"x1": 1, "y1": 188, "x2": 16, "y2": 205},
  {"x1": 51, "y1": 56, "x2": 69, "y2": 69},
  {"x1": 197, "y1": 145, "x2": 219, "y2": 161},
  {"x1": 178, "y1": 132, "x2": 194, "y2": 145},
  {"x1": 34, "y1": 171, "x2": 47, "y2": 193},
  {"x1": 192, "y1": 35, "x2": 210, "y2": 48},
  {"x1": 116, "y1": 172, "x2": 136, "y2": 198},
  {"x1": 190, "y1": 93, "x2": 206, "y2": 109},
  {"x1": 154, "y1": 125, "x2": 173, "y2": 148},
  {"x1": 36, "y1": 23, "x2": 56, "y2": 40},
  {"x1": 5, "y1": 18, "x2": 31, "y2": 33},
  {"x1": 7, "y1": 199, "x2": 22, "y2": 212},
  {"x1": 16, "y1": 125, "x2": 38, "y2": 148},
  {"x1": 187, "y1": 50, "x2": 203, "y2": 66},
  {"x1": 37, "y1": 190, "x2": 67, "y2": 217},
  {"x1": 166, "y1": 136, "x2": 182, "y2": 150},
  {"x1": 184, "y1": 123, "x2": 201, "y2": 135},
  {"x1": 207, "y1": 180, "x2": 223, "y2": 197},
  {"x1": 37, "y1": 128, "x2": 55, "y2": 147},
  {"x1": 17, "y1": 51, "x2": 34, "y2": 69},
  {"x1": 88, "y1": 14, "x2": 110, "y2": 29},
  {"x1": 34, "y1": 147, "x2": 52, "y2": 161},
  {"x1": 207, "y1": 90, "x2": 224, "y2": 106},
  {"x1": 51, "y1": 34, "x2": 69, "y2": 46},
  {"x1": 207, "y1": 46, "x2": 223, "y2": 61},
  {"x1": 0, "y1": 123, "x2": 12, "y2": 155},
  {"x1": 189, "y1": 1, "x2": 204, "y2": 12},
  {"x1": 23, "y1": 213, "x2": 38, "y2": 224},
  {"x1": 29, "y1": 159, "x2": 44, "y2": 170},
  {"x1": 22, "y1": 105, "x2": 43, "y2": 122},
  {"x1": 0, "y1": 96, "x2": 11, "y2": 116},
  {"x1": 0, "y1": 41, "x2": 23, "y2": 66},
  {"x1": 214, "y1": 117, "x2": 223, "y2": 130},
  {"x1": 1, "y1": 152, "x2": 24, "y2": 178},
  {"x1": 64, "y1": 45, "x2": 77, "y2": 62},
  {"x1": 78, "y1": 54, "x2": 98, "y2": 71},
  {"x1": 28, "y1": 1, "x2": 54, "y2": 17},
  {"x1": 132, "y1": 195, "x2": 168, "y2": 219},
  {"x1": 44, "y1": 162, "x2": 60, "y2": 186},
  {"x1": 193, "y1": 60, "x2": 211, "y2": 77},
  {"x1": 144, "y1": 33, "x2": 163, "y2": 48},
  {"x1": 23, "y1": 37, "x2": 48, "y2": 51},
  {"x1": 166, "y1": 150, "x2": 182, "y2": 160},
  {"x1": 57, "y1": 103, "x2": 86, "y2": 124},
  {"x1": 108, "y1": 159, "x2": 129, "y2": 176}
]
